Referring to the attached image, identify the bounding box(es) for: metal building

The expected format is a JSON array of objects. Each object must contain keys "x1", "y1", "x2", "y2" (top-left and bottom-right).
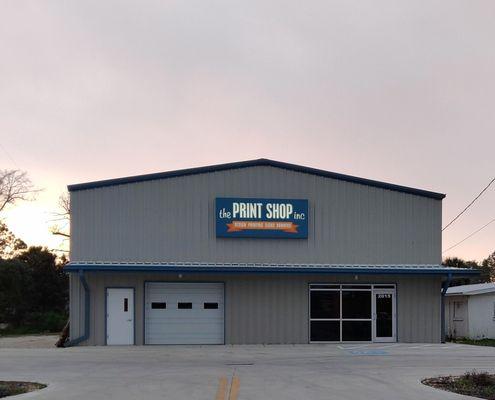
[{"x1": 65, "y1": 159, "x2": 476, "y2": 345}]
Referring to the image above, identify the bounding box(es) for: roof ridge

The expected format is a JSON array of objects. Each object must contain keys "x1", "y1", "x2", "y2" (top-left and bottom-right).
[{"x1": 67, "y1": 158, "x2": 446, "y2": 200}]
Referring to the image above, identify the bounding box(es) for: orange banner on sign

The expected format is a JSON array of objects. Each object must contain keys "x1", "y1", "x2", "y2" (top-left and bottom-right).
[{"x1": 226, "y1": 221, "x2": 299, "y2": 233}]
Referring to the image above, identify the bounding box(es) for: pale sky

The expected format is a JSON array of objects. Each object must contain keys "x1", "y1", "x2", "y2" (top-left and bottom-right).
[{"x1": 0, "y1": 1, "x2": 494, "y2": 262}]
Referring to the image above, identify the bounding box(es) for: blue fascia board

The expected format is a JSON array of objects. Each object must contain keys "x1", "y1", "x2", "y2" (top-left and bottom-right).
[
  {"x1": 65, "y1": 264, "x2": 478, "y2": 276},
  {"x1": 67, "y1": 158, "x2": 445, "y2": 200}
]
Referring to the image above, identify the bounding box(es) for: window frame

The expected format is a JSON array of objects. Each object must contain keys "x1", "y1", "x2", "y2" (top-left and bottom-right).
[{"x1": 309, "y1": 283, "x2": 396, "y2": 343}]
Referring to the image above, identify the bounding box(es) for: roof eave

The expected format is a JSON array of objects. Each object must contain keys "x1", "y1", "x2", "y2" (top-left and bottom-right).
[
  {"x1": 65, "y1": 263, "x2": 476, "y2": 276},
  {"x1": 447, "y1": 289, "x2": 495, "y2": 296}
]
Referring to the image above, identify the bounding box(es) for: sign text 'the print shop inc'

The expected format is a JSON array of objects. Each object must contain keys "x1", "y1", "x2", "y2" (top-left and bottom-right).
[{"x1": 215, "y1": 198, "x2": 308, "y2": 238}]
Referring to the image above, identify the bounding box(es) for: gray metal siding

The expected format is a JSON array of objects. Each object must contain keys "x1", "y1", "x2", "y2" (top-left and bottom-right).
[
  {"x1": 70, "y1": 166, "x2": 442, "y2": 265},
  {"x1": 69, "y1": 272, "x2": 442, "y2": 345},
  {"x1": 69, "y1": 273, "x2": 85, "y2": 341}
]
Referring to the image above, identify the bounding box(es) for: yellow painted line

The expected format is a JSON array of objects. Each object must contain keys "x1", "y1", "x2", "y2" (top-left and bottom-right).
[
  {"x1": 228, "y1": 375, "x2": 240, "y2": 400},
  {"x1": 216, "y1": 376, "x2": 228, "y2": 400}
]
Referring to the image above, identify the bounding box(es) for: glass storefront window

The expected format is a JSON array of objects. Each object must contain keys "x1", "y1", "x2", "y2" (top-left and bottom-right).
[
  {"x1": 310, "y1": 321, "x2": 340, "y2": 341},
  {"x1": 342, "y1": 291, "x2": 371, "y2": 319},
  {"x1": 310, "y1": 290, "x2": 340, "y2": 319},
  {"x1": 342, "y1": 321, "x2": 372, "y2": 341},
  {"x1": 309, "y1": 284, "x2": 395, "y2": 342}
]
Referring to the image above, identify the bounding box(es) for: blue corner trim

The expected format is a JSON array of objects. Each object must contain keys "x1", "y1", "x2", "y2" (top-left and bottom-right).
[
  {"x1": 64, "y1": 263, "x2": 478, "y2": 276},
  {"x1": 440, "y1": 272, "x2": 453, "y2": 343},
  {"x1": 67, "y1": 158, "x2": 445, "y2": 200}
]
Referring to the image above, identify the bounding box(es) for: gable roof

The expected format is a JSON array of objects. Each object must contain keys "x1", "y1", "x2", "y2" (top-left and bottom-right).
[
  {"x1": 446, "y1": 282, "x2": 495, "y2": 296},
  {"x1": 67, "y1": 158, "x2": 445, "y2": 200}
]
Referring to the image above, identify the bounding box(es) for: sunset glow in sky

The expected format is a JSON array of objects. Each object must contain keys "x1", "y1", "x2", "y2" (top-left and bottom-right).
[{"x1": 1, "y1": 1, "x2": 494, "y2": 261}]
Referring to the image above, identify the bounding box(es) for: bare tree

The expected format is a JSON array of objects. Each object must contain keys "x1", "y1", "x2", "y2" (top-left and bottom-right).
[
  {"x1": 50, "y1": 193, "x2": 70, "y2": 245},
  {"x1": 0, "y1": 169, "x2": 39, "y2": 212}
]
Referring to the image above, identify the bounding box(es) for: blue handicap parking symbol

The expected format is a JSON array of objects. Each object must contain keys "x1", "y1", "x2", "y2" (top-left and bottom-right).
[{"x1": 348, "y1": 350, "x2": 388, "y2": 356}]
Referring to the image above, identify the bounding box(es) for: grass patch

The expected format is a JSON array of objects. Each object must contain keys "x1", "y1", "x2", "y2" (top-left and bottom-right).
[
  {"x1": 0, "y1": 381, "x2": 46, "y2": 398},
  {"x1": 423, "y1": 370, "x2": 495, "y2": 399},
  {"x1": 0, "y1": 312, "x2": 67, "y2": 337},
  {"x1": 450, "y1": 338, "x2": 495, "y2": 347}
]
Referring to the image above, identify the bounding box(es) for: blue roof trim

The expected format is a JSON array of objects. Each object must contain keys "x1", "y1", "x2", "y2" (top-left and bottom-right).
[
  {"x1": 65, "y1": 263, "x2": 477, "y2": 276},
  {"x1": 67, "y1": 158, "x2": 445, "y2": 200}
]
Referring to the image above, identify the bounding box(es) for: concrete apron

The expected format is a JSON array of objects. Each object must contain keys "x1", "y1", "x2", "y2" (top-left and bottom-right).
[{"x1": 0, "y1": 343, "x2": 494, "y2": 400}]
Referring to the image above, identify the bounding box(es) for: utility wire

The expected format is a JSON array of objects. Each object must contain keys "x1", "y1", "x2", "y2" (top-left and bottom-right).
[
  {"x1": 442, "y1": 177, "x2": 495, "y2": 231},
  {"x1": 0, "y1": 142, "x2": 19, "y2": 168},
  {"x1": 442, "y1": 217, "x2": 495, "y2": 254}
]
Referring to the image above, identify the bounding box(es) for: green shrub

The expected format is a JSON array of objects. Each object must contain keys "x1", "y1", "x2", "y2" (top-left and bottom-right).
[
  {"x1": 424, "y1": 370, "x2": 495, "y2": 400},
  {"x1": 460, "y1": 370, "x2": 495, "y2": 387},
  {"x1": 0, "y1": 247, "x2": 68, "y2": 334},
  {"x1": 24, "y1": 311, "x2": 67, "y2": 333}
]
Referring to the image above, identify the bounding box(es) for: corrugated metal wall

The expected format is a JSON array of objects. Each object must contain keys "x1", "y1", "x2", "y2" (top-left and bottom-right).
[
  {"x1": 70, "y1": 166, "x2": 442, "y2": 265},
  {"x1": 69, "y1": 273, "x2": 442, "y2": 345},
  {"x1": 69, "y1": 274, "x2": 85, "y2": 341}
]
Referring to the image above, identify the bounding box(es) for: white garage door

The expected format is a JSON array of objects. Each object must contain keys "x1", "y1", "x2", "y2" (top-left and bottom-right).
[{"x1": 145, "y1": 282, "x2": 224, "y2": 344}]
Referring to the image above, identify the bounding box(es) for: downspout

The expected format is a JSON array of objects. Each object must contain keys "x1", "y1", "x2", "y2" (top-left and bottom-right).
[
  {"x1": 65, "y1": 270, "x2": 90, "y2": 347},
  {"x1": 440, "y1": 272, "x2": 452, "y2": 343}
]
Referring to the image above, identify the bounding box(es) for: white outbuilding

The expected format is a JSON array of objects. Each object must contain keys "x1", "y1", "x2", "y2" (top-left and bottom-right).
[{"x1": 445, "y1": 283, "x2": 495, "y2": 340}]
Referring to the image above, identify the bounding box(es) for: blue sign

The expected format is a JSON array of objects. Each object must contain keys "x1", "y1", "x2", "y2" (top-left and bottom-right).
[
  {"x1": 216, "y1": 198, "x2": 308, "y2": 238},
  {"x1": 348, "y1": 350, "x2": 389, "y2": 356}
]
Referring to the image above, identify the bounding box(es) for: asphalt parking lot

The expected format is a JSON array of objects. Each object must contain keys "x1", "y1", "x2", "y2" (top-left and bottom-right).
[{"x1": 1, "y1": 342, "x2": 494, "y2": 399}]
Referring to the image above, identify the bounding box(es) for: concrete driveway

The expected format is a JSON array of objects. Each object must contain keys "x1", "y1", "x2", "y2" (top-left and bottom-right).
[{"x1": 1, "y1": 343, "x2": 494, "y2": 399}]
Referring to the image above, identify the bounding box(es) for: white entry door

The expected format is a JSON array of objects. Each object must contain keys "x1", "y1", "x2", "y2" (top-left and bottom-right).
[
  {"x1": 106, "y1": 288, "x2": 134, "y2": 345},
  {"x1": 372, "y1": 289, "x2": 396, "y2": 342}
]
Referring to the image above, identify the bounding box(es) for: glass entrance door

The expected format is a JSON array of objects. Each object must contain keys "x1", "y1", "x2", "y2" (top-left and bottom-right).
[{"x1": 373, "y1": 289, "x2": 396, "y2": 342}]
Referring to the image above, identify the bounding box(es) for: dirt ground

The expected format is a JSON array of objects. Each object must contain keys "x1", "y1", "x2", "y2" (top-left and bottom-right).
[{"x1": 0, "y1": 335, "x2": 58, "y2": 349}]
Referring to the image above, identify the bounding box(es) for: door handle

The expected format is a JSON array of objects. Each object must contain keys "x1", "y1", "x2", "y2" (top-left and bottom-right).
[{"x1": 127, "y1": 319, "x2": 132, "y2": 322}]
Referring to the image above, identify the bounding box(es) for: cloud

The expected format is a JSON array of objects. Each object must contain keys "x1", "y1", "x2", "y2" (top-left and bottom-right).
[{"x1": 0, "y1": 0, "x2": 494, "y2": 259}]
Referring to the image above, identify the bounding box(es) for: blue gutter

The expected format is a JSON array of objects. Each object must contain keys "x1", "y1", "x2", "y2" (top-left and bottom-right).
[
  {"x1": 65, "y1": 264, "x2": 479, "y2": 276},
  {"x1": 65, "y1": 270, "x2": 90, "y2": 347},
  {"x1": 440, "y1": 272, "x2": 453, "y2": 343}
]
